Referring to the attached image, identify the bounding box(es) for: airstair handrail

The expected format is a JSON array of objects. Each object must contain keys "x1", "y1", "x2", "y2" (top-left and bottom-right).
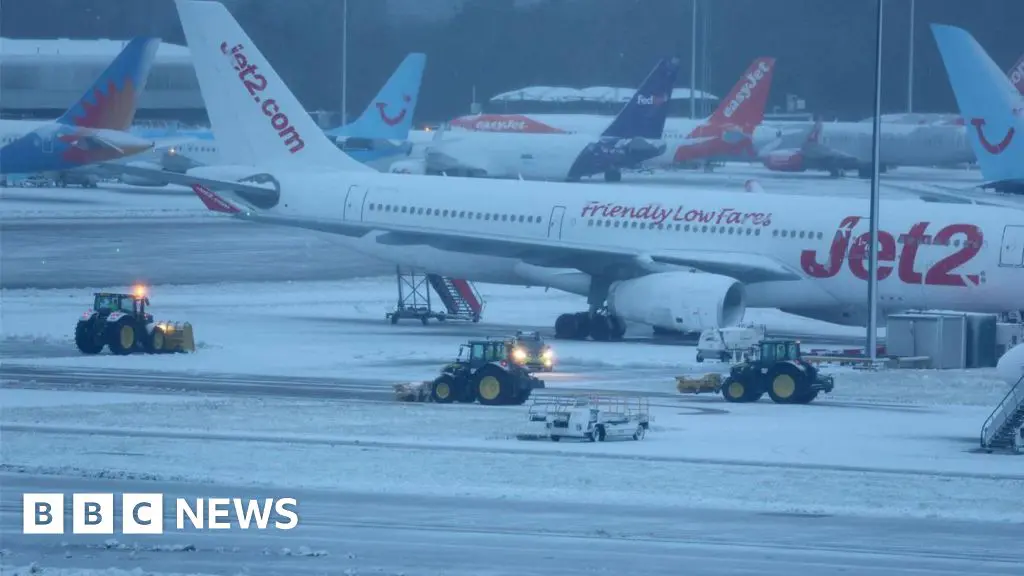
[{"x1": 980, "y1": 373, "x2": 1024, "y2": 448}]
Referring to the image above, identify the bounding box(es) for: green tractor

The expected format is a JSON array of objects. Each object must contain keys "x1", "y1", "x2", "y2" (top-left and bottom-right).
[
  {"x1": 75, "y1": 289, "x2": 195, "y2": 356},
  {"x1": 431, "y1": 339, "x2": 546, "y2": 405},
  {"x1": 721, "y1": 339, "x2": 834, "y2": 404}
]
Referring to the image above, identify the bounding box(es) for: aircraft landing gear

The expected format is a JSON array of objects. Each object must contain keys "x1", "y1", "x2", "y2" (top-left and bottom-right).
[{"x1": 554, "y1": 311, "x2": 626, "y2": 341}]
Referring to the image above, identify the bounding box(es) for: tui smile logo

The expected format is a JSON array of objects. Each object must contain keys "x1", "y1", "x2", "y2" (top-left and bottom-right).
[
  {"x1": 377, "y1": 95, "x2": 411, "y2": 126},
  {"x1": 969, "y1": 118, "x2": 1015, "y2": 155}
]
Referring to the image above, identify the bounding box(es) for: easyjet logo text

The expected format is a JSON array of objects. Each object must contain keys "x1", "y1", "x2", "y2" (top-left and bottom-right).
[
  {"x1": 800, "y1": 217, "x2": 984, "y2": 287},
  {"x1": 220, "y1": 42, "x2": 305, "y2": 154},
  {"x1": 723, "y1": 61, "x2": 771, "y2": 119},
  {"x1": 581, "y1": 201, "x2": 772, "y2": 227}
]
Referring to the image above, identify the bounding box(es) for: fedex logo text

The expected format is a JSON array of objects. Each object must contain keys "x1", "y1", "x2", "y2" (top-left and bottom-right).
[
  {"x1": 220, "y1": 42, "x2": 305, "y2": 154},
  {"x1": 23, "y1": 493, "x2": 299, "y2": 535},
  {"x1": 635, "y1": 94, "x2": 665, "y2": 106}
]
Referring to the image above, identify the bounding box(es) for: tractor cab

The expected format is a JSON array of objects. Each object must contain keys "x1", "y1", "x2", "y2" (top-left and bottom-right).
[
  {"x1": 456, "y1": 339, "x2": 508, "y2": 369},
  {"x1": 93, "y1": 292, "x2": 152, "y2": 321},
  {"x1": 754, "y1": 340, "x2": 802, "y2": 365}
]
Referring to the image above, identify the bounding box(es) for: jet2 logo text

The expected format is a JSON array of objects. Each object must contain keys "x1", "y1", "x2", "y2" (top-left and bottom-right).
[
  {"x1": 801, "y1": 217, "x2": 984, "y2": 287},
  {"x1": 220, "y1": 42, "x2": 305, "y2": 154}
]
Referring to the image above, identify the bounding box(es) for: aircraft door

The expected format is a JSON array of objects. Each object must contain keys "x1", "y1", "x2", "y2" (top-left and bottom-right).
[
  {"x1": 343, "y1": 184, "x2": 368, "y2": 222},
  {"x1": 40, "y1": 133, "x2": 53, "y2": 154},
  {"x1": 547, "y1": 205, "x2": 566, "y2": 239},
  {"x1": 1000, "y1": 225, "x2": 1024, "y2": 267}
]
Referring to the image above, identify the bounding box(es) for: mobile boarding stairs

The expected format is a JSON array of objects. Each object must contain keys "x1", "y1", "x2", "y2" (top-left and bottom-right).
[
  {"x1": 387, "y1": 266, "x2": 485, "y2": 324},
  {"x1": 980, "y1": 374, "x2": 1024, "y2": 454}
]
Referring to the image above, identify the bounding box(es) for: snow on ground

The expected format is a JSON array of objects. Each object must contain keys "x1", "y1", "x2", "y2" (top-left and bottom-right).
[
  {"x1": 0, "y1": 278, "x2": 876, "y2": 380},
  {"x1": 0, "y1": 388, "x2": 196, "y2": 409},
  {"x1": 0, "y1": 566, "x2": 227, "y2": 576},
  {"x1": 0, "y1": 183, "x2": 207, "y2": 219},
  {"x1": 4, "y1": 391, "x2": 1022, "y2": 523}
]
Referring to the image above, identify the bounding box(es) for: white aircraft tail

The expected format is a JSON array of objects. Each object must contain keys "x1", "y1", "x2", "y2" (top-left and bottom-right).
[{"x1": 174, "y1": 0, "x2": 371, "y2": 172}]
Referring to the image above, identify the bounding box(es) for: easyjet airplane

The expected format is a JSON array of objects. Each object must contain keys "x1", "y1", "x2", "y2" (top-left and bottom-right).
[
  {"x1": 447, "y1": 57, "x2": 782, "y2": 168},
  {"x1": 109, "y1": 1, "x2": 1024, "y2": 343}
]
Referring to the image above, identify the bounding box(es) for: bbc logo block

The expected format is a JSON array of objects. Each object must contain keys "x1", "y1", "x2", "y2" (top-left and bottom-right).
[{"x1": 23, "y1": 493, "x2": 299, "y2": 534}]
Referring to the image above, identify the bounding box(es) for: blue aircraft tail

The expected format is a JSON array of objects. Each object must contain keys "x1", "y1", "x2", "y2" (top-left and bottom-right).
[
  {"x1": 931, "y1": 24, "x2": 1024, "y2": 185},
  {"x1": 56, "y1": 37, "x2": 161, "y2": 131},
  {"x1": 327, "y1": 53, "x2": 426, "y2": 141},
  {"x1": 601, "y1": 57, "x2": 681, "y2": 140}
]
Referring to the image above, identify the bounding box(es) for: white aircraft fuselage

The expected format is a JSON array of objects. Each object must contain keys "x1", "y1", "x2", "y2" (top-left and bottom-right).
[{"x1": 216, "y1": 167, "x2": 1024, "y2": 327}]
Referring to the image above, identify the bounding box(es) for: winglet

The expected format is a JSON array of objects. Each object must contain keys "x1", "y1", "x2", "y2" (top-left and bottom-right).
[
  {"x1": 192, "y1": 184, "x2": 241, "y2": 213},
  {"x1": 56, "y1": 37, "x2": 160, "y2": 131}
]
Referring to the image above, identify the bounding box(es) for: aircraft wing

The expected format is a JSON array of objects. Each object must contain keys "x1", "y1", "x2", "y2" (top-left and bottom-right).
[{"x1": 95, "y1": 162, "x2": 279, "y2": 205}]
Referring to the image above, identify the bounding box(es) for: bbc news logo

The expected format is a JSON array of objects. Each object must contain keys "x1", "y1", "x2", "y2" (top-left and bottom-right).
[{"x1": 23, "y1": 493, "x2": 299, "y2": 534}]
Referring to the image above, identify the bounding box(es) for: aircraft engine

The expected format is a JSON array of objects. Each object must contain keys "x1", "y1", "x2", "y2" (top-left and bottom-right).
[
  {"x1": 119, "y1": 161, "x2": 170, "y2": 186},
  {"x1": 606, "y1": 271, "x2": 746, "y2": 332},
  {"x1": 389, "y1": 158, "x2": 427, "y2": 175},
  {"x1": 997, "y1": 342, "x2": 1024, "y2": 385},
  {"x1": 762, "y1": 150, "x2": 805, "y2": 172}
]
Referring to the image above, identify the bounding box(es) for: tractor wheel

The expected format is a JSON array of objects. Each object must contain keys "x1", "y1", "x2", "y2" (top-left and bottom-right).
[
  {"x1": 146, "y1": 326, "x2": 166, "y2": 354},
  {"x1": 74, "y1": 319, "x2": 103, "y2": 355},
  {"x1": 473, "y1": 365, "x2": 513, "y2": 406},
  {"x1": 767, "y1": 363, "x2": 808, "y2": 404},
  {"x1": 721, "y1": 376, "x2": 762, "y2": 403},
  {"x1": 107, "y1": 317, "x2": 137, "y2": 355},
  {"x1": 431, "y1": 375, "x2": 458, "y2": 403}
]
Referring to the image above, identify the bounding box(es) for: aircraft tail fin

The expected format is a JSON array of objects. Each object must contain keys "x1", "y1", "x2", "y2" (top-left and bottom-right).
[
  {"x1": 931, "y1": 24, "x2": 1024, "y2": 184},
  {"x1": 705, "y1": 57, "x2": 776, "y2": 128},
  {"x1": 56, "y1": 37, "x2": 160, "y2": 131},
  {"x1": 174, "y1": 0, "x2": 372, "y2": 172},
  {"x1": 601, "y1": 57, "x2": 681, "y2": 139},
  {"x1": 329, "y1": 53, "x2": 426, "y2": 141}
]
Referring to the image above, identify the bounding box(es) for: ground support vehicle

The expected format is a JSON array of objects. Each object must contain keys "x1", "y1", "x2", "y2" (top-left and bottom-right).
[
  {"x1": 719, "y1": 340, "x2": 834, "y2": 404},
  {"x1": 675, "y1": 372, "x2": 725, "y2": 395},
  {"x1": 430, "y1": 339, "x2": 545, "y2": 405},
  {"x1": 508, "y1": 330, "x2": 555, "y2": 372},
  {"x1": 695, "y1": 324, "x2": 765, "y2": 363},
  {"x1": 74, "y1": 288, "x2": 195, "y2": 355},
  {"x1": 527, "y1": 395, "x2": 649, "y2": 442}
]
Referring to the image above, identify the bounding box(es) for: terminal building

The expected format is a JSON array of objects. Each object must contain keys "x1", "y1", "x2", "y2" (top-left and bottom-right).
[{"x1": 0, "y1": 38, "x2": 204, "y2": 123}]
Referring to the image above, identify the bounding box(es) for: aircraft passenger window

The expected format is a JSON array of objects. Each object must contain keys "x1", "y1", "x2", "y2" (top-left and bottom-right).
[
  {"x1": 518, "y1": 215, "x2": 525, "y2": 222},
  {"x1": 400, "y1": 206, "x2": 407, "y2": 213},
  {"x1": 613, "y1": 221, "x2": 620, "y2": 227},
  {"x1": 384, "y1": 205, "x2": 391, "y2": 212},
  {"x1": 417, "y1": 208, "x2": 424, "y2": 214},
  {"x1": 368, "y1": 203, "x2": 376, "y2": 211},
  {"x1": 484, "y1": 214, "x2": 491, "y2": 220},
  {"x1": 816, "y1": 232, "x2": 823, "y2": 239},
  {"x1": 587, "y1": 219, "x2": 593, "y2": 226},
  {"x1": 720, "y1": 227, "x2": 726, "y2": 234},
  {"x1": 777, "y1": 230, "x2": 783, "y2": 237},
  {"x1": 605, "y1": 220, "x2": 612, "y2": 227},
  {"x1": 728, "y1": 227, "x2": 734, "y2": 235},
  {"x1": 790, "y1": 230, "x2": 796, "y2": 238},
  {"x1": 460, "y1": 211, "x2": 466, "y2": 218},
  {"x1": 755, "y1": 229, "x2": 761, "y2": 236},
  {"x1": 526, "y1": 216, "x2": 533, "y2": 223},
  {"x1": 442, "y1": 209, "x2": 449, "y2": 216},
  {"x1": 799, "y1": 231, "x2": 805, "y2": 238},
  {"x1": 501, "y1": 214, "x2": 508, "y2": 221},
  {"x1": 493, "y1": 213, "x2": 499, "y2": 220},
  {"x1": 476, "y1": 213, "x2": 482, "y2": 219},
  {"x1": 701, "y1": 226, "x2": 708, "y2": 233}
]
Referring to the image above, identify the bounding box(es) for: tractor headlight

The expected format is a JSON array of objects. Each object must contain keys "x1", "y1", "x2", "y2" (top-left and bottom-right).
[
  {"x1": 542, "y1": 348, "x2": 553, "y2": 359},
  {"x1": 512, "y1": 348, "x2": 527, "y2": 362}
]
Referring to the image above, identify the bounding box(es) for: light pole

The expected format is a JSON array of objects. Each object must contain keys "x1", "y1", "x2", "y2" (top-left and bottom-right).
[
  {"x1": 867, "y1": 0, "x2": 885, "y2": 362},
  {"x1": 690, "y1": 0, "x2": 697, "y2": 118},
  {"x1": 907, "y1": 0, "x2": 915, "y2": 112},
  {"x1": 341, "y1": 0, "x2": 348, "y2": 125}
]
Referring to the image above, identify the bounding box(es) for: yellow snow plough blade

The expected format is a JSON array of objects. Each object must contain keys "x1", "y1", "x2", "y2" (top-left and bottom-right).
[{"x1": 154, "y1": 321, "x2": 195, "y2": 353}]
